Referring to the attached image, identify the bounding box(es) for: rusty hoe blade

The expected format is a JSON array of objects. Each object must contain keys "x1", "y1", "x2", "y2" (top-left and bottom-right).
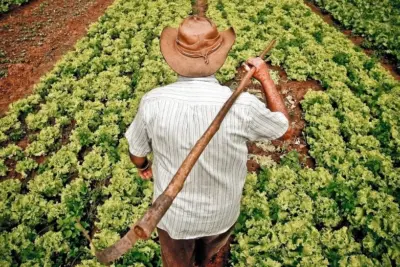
[
  {"x1": 94, "y1": 40, "x2": 276, "y2": 264},
  {"x1": 96, "y1": 227, "x2": 139, "y2": 264}
]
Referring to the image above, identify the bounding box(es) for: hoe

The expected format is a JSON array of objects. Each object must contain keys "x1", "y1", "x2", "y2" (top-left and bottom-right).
[{"x1": 77, "y1": 40, "x2": 276, "y2": 265}]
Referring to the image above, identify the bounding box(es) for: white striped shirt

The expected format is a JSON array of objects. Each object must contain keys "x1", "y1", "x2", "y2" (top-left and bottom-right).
[{"x1": 125, "y1": 75, "x2": 288, "y2": 239}]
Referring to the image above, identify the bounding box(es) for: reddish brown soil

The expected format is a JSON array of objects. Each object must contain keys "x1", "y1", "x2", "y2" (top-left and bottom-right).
[
  {"x1": 224, "y1": 65, "x2": 322, "y2": 173},
  {"x1": 304, "y1": 1, "x2": 400, "y2": 81},
  {"x1": 0, "y1": 0, "x2": 115, "y2": 115}
]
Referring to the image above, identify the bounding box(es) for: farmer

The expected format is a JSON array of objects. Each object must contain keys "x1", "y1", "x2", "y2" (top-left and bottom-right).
[{"x1": 124, "y1": 15, "x2": 292, "y2": 267}]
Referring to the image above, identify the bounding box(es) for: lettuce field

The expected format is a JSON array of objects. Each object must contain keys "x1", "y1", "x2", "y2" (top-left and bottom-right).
[
  {"x1": 311, "y1": 0, "x2": 400, "y2": 68},
  {"x1": 0, "y1": 0, "x2": 30, "y2": 13},
  {"x1": 0, "y1": 0, "x2": 399, "y2": 266}
]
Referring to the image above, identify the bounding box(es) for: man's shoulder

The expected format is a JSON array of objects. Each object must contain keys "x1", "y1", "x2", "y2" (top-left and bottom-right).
[
  {"x1": 141, "y1": 81, "x2": 263, "y2": 108},
  {"x1": 142, "y1": 81, "x2": 226, "y2": 102},
  {"x1": 141, "y1": 84, "x2": 176, "y2": 103}
]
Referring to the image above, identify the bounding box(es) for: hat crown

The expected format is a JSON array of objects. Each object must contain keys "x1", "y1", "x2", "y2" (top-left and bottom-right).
[
  {"x1": 177, "y1": 16, "x2": 219, "y2": 46},
  {"x1": 159, "y1": 14, "x2": 236, "y2": 77}
]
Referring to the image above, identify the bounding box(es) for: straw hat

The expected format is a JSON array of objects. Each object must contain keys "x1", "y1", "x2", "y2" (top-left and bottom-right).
[{"x1": 160, "y1": 2, "x2": 235, "y2": 77}]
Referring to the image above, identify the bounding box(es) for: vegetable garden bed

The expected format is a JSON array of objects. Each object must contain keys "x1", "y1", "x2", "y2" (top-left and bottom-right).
[
  {"x1": 0, "y1": 0, "x2": 30, "y2": 14},
  {"x1": 0, "y1": 0, "x2": 115, "y2": 114},
  {"x1": 0, "y1": 0, "x2": 399, "y2": 266},
  {"x1": 308, "y1": 0, "x2": 400, "y2": 75}
]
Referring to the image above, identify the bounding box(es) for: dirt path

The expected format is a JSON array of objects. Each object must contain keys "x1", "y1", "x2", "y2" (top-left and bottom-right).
[
  {"x1": 204, "y1": 65, "x2": 322, "y2": 267},
  {"x1": 222, "y1": 65, "x2": 322, "y2": 174},
  {"x1": 304, "y1": 1, "x2": 400, "y2": 81},
  {"x1": 0, "y1": 0, "x2": 115, "y2": 115}
]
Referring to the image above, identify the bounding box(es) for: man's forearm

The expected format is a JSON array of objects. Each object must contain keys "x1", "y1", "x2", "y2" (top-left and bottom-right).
[
  {"x1": 260, "y1": 78, "x2": 289, "y2": 119},
  {"x1": 129, "y1": 154, "x2": 150, "y2": 170},
  {"x1": 260, "y1": 77, "x2": 292, "y2": 140},
  {"x1": 129, "y1": 153, "x2": 153, "y2": 179}
]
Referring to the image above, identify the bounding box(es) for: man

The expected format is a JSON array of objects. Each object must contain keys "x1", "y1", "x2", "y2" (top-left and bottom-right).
[{"x1": 125, "y1": 15, "x2": 291, "y2": 267}]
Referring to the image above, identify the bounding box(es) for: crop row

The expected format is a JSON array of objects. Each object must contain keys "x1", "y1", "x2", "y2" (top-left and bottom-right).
[
  {"x1": 0, "y1": 0, "x2": 191, "y2": 265},
  {"x1": 84, "y1": 0, "x2": 192, "y2": 266},
  {"x1": 206, "y1": 0, "x2": 400, "y2": 265},
  {"x1": 310, "y1": 0, "x2": 400, "y2": 65},
  {"x1": 0, "y1": 0, "x2": 399, "y2": 266},
  {"x1": 210, "y1": 0, "x2": 400, "y2": 166},
  {"x1": 0, "y1": 0, "x2": 29, "y2": 13}
]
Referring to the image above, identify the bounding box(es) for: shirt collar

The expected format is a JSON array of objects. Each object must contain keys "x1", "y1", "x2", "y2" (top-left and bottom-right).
[{"x1": 177, "y1": 75, "x2": 219, "y2": 84}]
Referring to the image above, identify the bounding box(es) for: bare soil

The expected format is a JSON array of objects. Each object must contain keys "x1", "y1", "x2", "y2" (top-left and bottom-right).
[
  {"x1": 224, "y1": 65, "x2": 322, "y2": 173},
  {"x1": 0, "y1": 0, "x2": 115, "y2": 115},
  {"x1": 304, "y1": 1, "x2": 400, "y2": 81}
]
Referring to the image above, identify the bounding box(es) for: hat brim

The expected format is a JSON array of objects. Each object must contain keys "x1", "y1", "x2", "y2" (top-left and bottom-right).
[{"x1": 160, "y1": 26, "x2": 236, "y2": 77}]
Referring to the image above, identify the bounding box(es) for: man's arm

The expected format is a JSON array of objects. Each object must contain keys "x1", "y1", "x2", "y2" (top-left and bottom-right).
[
  {"x1": 129, "y1": 154, "x2": 153, "y2": 180},
  {"x1": 124, "y1": 98, "x2": 153, "y2": 180},
  {"x1": 245, "y1": 57, "x2": 293, "y2": 140}
]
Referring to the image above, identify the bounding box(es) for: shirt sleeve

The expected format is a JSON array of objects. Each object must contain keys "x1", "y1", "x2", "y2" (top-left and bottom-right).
[
  {"x1": 247, "y1": 98, "x2": 289, "y2": 141},
  {"x1": 124, "y1": 100, "x2": 152, "y2": 157}
]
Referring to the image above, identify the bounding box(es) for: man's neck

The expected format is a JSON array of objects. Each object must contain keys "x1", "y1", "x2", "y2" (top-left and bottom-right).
[{"x1": 177, "y1": 75, "x2": 219, "y2": 84}]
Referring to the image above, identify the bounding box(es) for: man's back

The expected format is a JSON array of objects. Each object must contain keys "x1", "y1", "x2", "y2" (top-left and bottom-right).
[{"x1": 125, "y1": 75, "x2": 288, "y2": 239}]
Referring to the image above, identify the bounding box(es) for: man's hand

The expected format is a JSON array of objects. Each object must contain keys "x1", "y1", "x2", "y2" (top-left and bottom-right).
[
  {"x1": 244, "y1": 57, "x2": 272, "y2": 83},
  {"x1": 138, "y1": 164, "x2": 153, "y2": 180},
  {"x1": 129, "y1": 154, "x2": 153, "y2": 180}
]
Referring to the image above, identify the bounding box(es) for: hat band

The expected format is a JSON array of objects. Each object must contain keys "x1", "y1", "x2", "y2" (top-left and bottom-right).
[{"x1": 176, "y1": 35, "x2": 223, "y2": 64}]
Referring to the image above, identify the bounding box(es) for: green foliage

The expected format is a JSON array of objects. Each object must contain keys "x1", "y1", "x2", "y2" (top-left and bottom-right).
[
  {"x1": 11, "y1": 193, "x2": 48, "y2": 227},
  {"x1": 0, "y1": 113, "x2": 21, "y2": 143},
  {"x1": 0, "y1": 180, "x2": 21, "y2": 228},
  {"x1": 0, "y1": 0, "x2": 190, "y2": 265},
  {"x1": 210, "y1": 1, "x2": 400, "y2": 263},
  {"x1": 311, "y1": 0, "x2": 400, "y2": 63},
  {"x1": 233, "y1": 173, "x2": 330, "y2": 266},
  {"x1": 28, "y1": 171, "x2": 63, "y2": 197},
  {"x1": 15, "y1": 158, "x2": 38, "y2": 178},
  {"x1": 0, "y1": 144, "x2": 23, "y2": 159},
  {"x1": 79, "y1": 147, "x2": 112, "y2": 181},
  {"x1": 47, "y1": 146, "x2": 78, "y2": 176},
  {"x1": 280, "y1": 150, "x2": 302, "y2": 171},
  {"x1": 0, "y1": 159, "x2": 7, "y2": 176},
  {"x1": 0, "y1": 0, "x2": 30, "y2": 13},
  {"x1": 34, "y1": 231, "x2": 70, "y2": 264},
  {"x1": 234, "y1": 164, "x2": 400, "y2": 265},
  {"x1": 26, "y1": 124, "x2": 62, "y2": 156},
  {"x1": 1, "y1": 0, "x2": 399, "y2": 265}
]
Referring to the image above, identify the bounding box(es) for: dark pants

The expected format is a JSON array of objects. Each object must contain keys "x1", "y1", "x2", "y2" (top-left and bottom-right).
[{"x1": 157, "y1": 224, "x2": 234, "y2": 267}]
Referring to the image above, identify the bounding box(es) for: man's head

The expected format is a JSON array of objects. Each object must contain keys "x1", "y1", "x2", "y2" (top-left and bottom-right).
[{"x1": 160, "y1": 1, "x2": 235, "y2": 77}]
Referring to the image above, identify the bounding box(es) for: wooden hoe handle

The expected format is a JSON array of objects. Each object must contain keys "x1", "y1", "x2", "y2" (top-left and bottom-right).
[{"x1": 95, "y1": 40, "x2": 276, "y2": 264}]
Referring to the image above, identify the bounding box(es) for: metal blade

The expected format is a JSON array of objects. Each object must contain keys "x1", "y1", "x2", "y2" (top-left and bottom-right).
[{"x1": 95, "y1": 227, "x2": 139, "y2": 264}]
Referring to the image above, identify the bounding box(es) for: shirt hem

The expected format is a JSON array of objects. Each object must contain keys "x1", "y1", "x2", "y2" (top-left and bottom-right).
[{"x1": 157, "y1": 211, "x2": 239, "y2": 240}]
